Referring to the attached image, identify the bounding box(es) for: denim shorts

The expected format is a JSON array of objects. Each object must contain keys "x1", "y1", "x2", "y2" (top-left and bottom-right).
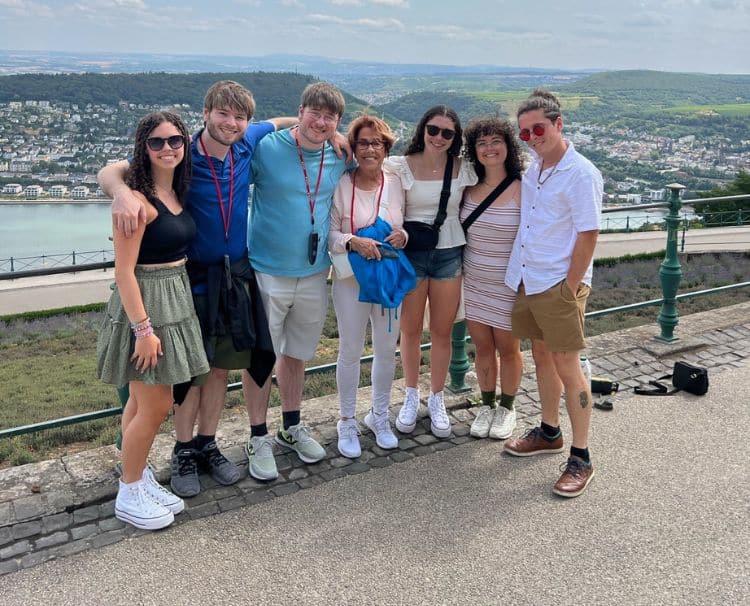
[{"x1": 405, "y1": 245, "x2": 463, "y2": 281}]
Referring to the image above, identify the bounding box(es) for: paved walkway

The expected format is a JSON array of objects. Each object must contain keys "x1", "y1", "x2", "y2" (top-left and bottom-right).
[{"x1": 0, "y1": 302, "x2": 748, "y2": 604}]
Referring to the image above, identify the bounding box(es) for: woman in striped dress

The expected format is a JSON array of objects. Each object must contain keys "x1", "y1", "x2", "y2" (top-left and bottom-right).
[{"x1": 460, "y1": 118, "x2": 524, "y2": 440}]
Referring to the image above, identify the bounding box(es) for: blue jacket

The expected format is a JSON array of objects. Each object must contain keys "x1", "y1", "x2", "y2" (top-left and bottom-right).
[{"x1": 349, "y1": 217, "x2": 416, "y2": 309}]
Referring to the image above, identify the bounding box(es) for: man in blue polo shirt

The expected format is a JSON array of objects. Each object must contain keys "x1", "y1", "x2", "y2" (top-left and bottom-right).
[
  {"x1": 98, "y1": 80, "x2": 296, "y2": 497},
  {"x1": 241, "y1": 82, "x2": 351, "y2": 481}
]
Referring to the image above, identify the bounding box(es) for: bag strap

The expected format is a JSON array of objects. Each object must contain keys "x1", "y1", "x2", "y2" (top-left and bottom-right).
[
  {"x1": 633, "y1": 375, "x2": 679, "y2": 396},
  {"x1": 460, "y1": 175, "x2": 516, "y2": 233},
  {"x1": 432, "y1": 155, "x2": 454, "y2": 230}
]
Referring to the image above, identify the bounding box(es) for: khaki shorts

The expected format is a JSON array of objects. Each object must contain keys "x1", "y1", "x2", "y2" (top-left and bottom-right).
[
  {"x1": 255, "y1": 269, "x2": 329, "y2": 361},
  {"x1": 511, "y1": 280, "x2": 590, "y2": 352}
]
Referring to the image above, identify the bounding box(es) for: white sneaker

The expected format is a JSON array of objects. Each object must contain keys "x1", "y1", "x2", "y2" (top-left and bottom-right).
[
  {"x1": 142, "y1": 466, "x2": 184, "y2": 514},
  {"x1": 337, "y1": 418, "x2": 362, "y2": 459},
  {"x1": 115, "y1": 480, "x2": 174, "y2": 531},
  {"x1": 246, "y1": 434, "x2": 279, "y2": 481},
  {"x1": 364, "y1": 409, "x2": 398, "y2": 450},
  {"x1": 489, "y1": 407, "x2": 517, "y2": 440},
  {"x1": 470, "y1": 406, "x2": 494, "y2": 438},
  {"x1": 396, "y1": 387, "x2": 420, "y2": 433},
  {"x1": 427, "y1": 391, "x2": 451, "y2": 438}
]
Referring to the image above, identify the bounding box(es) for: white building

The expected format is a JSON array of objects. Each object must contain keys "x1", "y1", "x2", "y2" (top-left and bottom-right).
[
  {"x1": 48, "y1": 185, "x2": 67, "y2": 197},
  {"x1": 2, "y1": 183, "x2": 22, "y2": 194},
  {"x1": 24, "y1": 185, "x2": 43, "y2": 199},
  {"x1": 71, "y1": 185, "x2": 90, "y2": 199}
]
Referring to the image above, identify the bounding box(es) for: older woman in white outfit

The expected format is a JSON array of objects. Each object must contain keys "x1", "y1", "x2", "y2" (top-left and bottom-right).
[
  {"x1": 328, "y1": 115, "x2": 408, "y2": 458},
  {"x1": 386, "y1": 106, "x2": 477, "y2": 438}
]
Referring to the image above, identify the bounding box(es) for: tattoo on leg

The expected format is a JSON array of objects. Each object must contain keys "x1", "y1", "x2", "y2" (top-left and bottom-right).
[{"x1": 578, "y1": 391, "x2": 589, "y2": 409}]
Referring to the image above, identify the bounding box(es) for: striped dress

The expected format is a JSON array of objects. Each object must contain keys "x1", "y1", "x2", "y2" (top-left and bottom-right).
[{"x1": 459, "y1": 193, "x2": 521, "y2": 330}]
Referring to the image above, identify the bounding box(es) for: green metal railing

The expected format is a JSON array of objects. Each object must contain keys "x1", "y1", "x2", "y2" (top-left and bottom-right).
[{"x1": 2, "y1": 192, "x2": 748, "y2": 439}]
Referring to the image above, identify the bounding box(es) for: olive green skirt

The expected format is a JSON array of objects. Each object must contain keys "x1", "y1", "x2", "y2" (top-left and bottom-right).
[{"x1": 96, "y1": 264, "x2": 209, "y2": 386}]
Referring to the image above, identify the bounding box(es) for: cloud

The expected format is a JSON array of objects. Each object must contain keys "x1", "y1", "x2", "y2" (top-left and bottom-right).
[
  {"x1": 306, "y1": 13, "x2": 405, "y2": 29},
  {"x1": 279, "y1": 0, "x2": 304, "y2": 7},
  {"x1": 623, "y1": 11, "x2": 669, "y2": 27},
  {"x1": 0, "y1": 0, "x2": 54, "y2": 18},
  {"x1": 369, "y1": 0, "x2": 409, "y2": 6},
  {"x1": 327, "y1": 0, "x2": 362, "y2": 5}
]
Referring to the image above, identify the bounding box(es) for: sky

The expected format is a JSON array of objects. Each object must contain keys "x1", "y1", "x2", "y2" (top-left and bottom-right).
[{"x1": 1, "y1": 0, "x2": 748, "y2": 74}]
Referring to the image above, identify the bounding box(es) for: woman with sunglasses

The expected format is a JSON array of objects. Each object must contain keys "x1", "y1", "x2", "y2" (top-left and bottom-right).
[
  {"x1": 461, "y1": 118, "x2": 524, "y2": 440},
  {"x1": 328, "y1": 115, "x2": 410, "y2": 458},
  {"x1": 386, "y1": 105, "x2": 477, "y2": 438},
  {"x1": 97, "y1": 111, "x2": 209, "y2": 530}
]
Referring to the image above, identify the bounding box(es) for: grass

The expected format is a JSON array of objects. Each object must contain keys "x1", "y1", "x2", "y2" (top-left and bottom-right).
[
  {"x1": 1, "y1": 251, "x2": 748, "y2": 467},
  {"x1": 661, "y1": 103, "x2": 750, "y2": 117}
]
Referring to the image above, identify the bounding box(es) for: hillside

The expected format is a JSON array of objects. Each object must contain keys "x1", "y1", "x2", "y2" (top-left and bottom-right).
[
  {"x1": 0, "y1": 72, "x2": 375, "y2": 121},
  {"x1": 562, "y1": 70, "x2": 750, "y2": 106}
]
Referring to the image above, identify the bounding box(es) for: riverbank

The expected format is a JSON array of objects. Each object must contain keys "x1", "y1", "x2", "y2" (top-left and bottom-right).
[{"x1": 0, "y1": 199, "x2": 109, "y2": 205}]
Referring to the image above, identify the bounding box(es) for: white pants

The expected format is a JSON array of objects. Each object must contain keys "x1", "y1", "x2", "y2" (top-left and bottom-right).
[{"x1": 332, "y1": 277, "x2": 400, "y2": 419}]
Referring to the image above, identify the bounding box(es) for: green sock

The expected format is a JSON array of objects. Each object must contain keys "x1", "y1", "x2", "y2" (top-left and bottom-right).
[
  {"x1": 481, "y1": 390, "x2": 497, "y2": 408},
  {"x1": 498, "y1": 393, "x2": 515, "y2": 411}
]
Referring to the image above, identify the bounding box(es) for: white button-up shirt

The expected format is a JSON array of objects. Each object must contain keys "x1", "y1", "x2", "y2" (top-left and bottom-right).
[{"x1": 505, "y1": 141, "x2": 602, "y2": 295}]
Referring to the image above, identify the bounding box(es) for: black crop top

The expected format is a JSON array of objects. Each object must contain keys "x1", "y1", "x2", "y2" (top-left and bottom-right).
[{"x1": 137, "y1": 198, "x2": 196, "y2": 264}]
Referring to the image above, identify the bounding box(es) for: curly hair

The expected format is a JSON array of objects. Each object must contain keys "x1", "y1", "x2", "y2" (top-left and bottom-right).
[
  {"x1": 464, "y1": 117, "x2": 524, "y2": 183},
  {"x1": 405, "y1": 105, "x2": 463, "y2": 157},
  {"x1": 125, "y1": 111, "x2": 192, "y2": 208},
  {"x1": 516, "y1": 88, "x2": 562, "y2": 122},
  {"x1": 347, "y1": 113, "x2": 396, "y2": 155}
]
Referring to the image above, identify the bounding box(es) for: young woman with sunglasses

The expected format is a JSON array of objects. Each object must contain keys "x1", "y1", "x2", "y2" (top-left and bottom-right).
[
  {"x1": 386, "y1": 105, "x2": 477, "y2": 438},
  {"x1": 97, "y1": 111, "x2": 209, "y2": 530}
]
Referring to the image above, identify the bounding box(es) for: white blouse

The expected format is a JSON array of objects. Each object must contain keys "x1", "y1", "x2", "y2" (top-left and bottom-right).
[{"x1": 385, "y1": 155, "x2": 478, "y2": 249}]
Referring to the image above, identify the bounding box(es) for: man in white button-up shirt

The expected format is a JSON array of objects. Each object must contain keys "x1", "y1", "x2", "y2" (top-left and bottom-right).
[{"x1": 503, "y1": 89, "x2": 603, "y2": 498}]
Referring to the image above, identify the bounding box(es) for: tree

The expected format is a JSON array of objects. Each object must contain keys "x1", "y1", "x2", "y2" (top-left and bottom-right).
[{"x1": 692, "y1": 171, "x2": 750, "y2": 226}]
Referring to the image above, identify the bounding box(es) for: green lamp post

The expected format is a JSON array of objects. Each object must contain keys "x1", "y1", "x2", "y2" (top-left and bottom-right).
[
  {"x1": 447, "y1": 320, "x2": 471, "y2": 393},
  {"x1": 656, "y1": 183, "x2": 685, "y2": 342}
]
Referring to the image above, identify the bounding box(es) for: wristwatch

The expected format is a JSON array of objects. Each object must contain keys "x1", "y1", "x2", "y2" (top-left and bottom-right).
[{"x1": 345, "y1": 239, "x2": 352, "y2": 251}]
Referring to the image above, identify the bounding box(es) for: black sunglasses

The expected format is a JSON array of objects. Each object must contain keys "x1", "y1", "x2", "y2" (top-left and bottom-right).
[
  {"x1": 425, "y1": 124, "x2": 456, "y2": 140},
  {"x1": 146, "y1": 135, "x2": 185, "y2": 151}
]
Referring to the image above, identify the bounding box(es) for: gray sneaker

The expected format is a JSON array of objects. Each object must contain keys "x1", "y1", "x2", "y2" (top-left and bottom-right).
[
  {"x1": 170, "y1": 448, "x2": 201, "y2": 498},
  {"x1": 275, "y1": 422, "x2": 326, "y2": 464},
  {"x1": 200, "y1": 441, "x2": 241, "y2": 486},
  {"x1": 245, "y1": 434, "x2": 279, "y2": 481}
]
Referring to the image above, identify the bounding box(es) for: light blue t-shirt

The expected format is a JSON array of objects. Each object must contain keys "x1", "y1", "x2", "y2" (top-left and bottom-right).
[{"x1": 248, "y1": 128, "x2": 349, "y2": 277}]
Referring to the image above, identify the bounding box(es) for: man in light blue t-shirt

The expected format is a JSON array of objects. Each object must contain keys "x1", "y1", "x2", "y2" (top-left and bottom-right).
[{"x1": 243, "y1": 82, "x2": 350, "y2": 481}]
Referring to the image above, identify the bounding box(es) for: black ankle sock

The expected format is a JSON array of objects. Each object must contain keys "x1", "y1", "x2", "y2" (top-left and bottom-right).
[
  {"x1": 193, "y1": 434, "x2": 215, "y2": 450},
  {"x1": 282, "y1": 410, "x2": 301, "y2": 430},
  {"x1": 540, "y1": 422, "x2": 561, "y2": 441},
  {"x1": 481, "y1": 390, "x2": 497, "y2": 408},
  {"x1": 251, "y1": 423, "x2": 268, "y2": 438},
  {"x1": 174, "y1": 440, "x2": 194, "y2": 454},
  {"x1": 570, "y1": 446, "x2": 590, "y2": 463},
  {"x1": 498, "y1": 393, "x2": 515, "y2": 411}
]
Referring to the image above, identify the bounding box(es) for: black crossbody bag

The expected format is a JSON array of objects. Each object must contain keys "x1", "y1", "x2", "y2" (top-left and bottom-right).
[
  {"x1": 633, "y1": 361, "x2": 709, "y2": 396},
  {"x1": 403, "y1": 155, "x2": 454, "y2": 252},
  {"x1": 460, "y1": 175, "x2": 516, "y2": 233}
]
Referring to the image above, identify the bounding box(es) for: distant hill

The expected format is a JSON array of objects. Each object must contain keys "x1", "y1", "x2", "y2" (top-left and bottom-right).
[
  {"x1": 379, "y1": 91, "x2": 501, "y2": 123},
  {"x1": 0, "y1": 71, "x2": 374, "y2": 121},
  {"x1": 562, "y1": 70, "x2": 750, "y2": 106}
]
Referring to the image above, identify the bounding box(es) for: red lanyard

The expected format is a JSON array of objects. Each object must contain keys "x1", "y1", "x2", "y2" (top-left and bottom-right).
[
  {"x1": 294, "y1": 129, "x2": 325, "y2": 227},
  {"x1": 349, "y1": 170, "x2": 384, "y2": 234},
  {"x1": 199, "y1": 133, "x2": 234, "y2": 241}
]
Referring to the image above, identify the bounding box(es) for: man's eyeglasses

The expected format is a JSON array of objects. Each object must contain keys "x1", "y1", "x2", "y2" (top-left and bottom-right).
[
  {"x1": 425, "y1": 124, "x2": 455, "y2": 140},
  {"x1": 518, "y1": 124, "x2": 546, "y2": 142},
  {"x1": 146, "y1": 135, "x2": 185, "y2": 151},
  {"x1": 305, "y1": 109, "x2": 339, "y2": 125},
  {"x1": 355, "y1": 139, "x2": 385, "y2": 150}
]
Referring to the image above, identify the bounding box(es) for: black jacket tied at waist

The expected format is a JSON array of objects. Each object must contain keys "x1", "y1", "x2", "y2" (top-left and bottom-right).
[{"x1": 187, "y1": 253, "x2": 275, "y2": 386}]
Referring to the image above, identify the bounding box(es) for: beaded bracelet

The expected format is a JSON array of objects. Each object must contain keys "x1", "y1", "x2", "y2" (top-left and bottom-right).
[{"x1": 131, "y1": 317, "x2": 154, "y2": 339}]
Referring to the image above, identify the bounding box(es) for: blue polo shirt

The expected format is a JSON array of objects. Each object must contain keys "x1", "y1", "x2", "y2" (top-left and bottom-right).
[
  {"x1": 248, "y1": 128, "x2": 349, "y2": 277},
  {"x1": 187, "y1": 121, "x2": 275, "y2": 265}
]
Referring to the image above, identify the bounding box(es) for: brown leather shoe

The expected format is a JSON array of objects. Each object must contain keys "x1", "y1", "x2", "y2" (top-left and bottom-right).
[
  {"x1": 553, "y1": 456, "x2": 595, "y2": 498},
  {"x1": 503, "y1": 426, "x2": 564, "y2": 457}
]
